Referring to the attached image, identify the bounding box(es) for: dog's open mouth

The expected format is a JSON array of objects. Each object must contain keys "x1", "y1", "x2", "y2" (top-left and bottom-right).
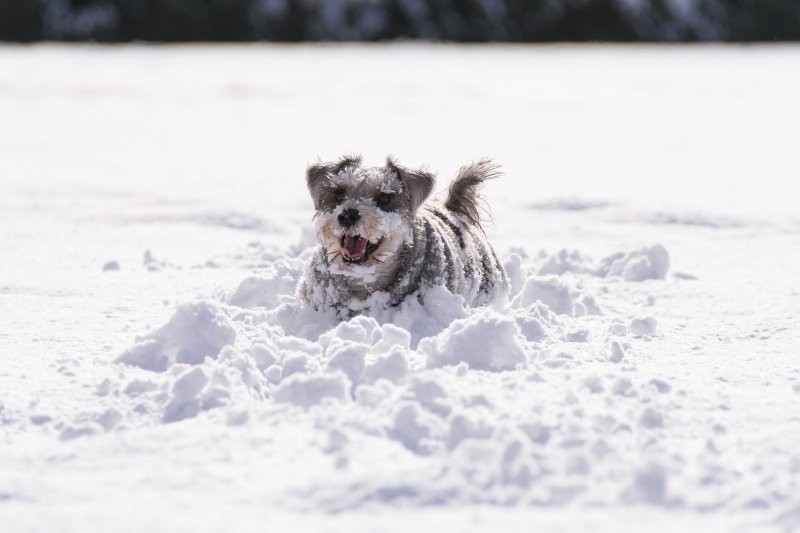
[{"x1": 340, "y1": 235, "x2": 382, "y2": 264}]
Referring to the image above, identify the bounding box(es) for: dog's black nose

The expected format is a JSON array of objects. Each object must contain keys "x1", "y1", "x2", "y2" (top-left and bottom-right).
[{"x1": 338, "y1": 208, "x2": 360, "y2": 228}]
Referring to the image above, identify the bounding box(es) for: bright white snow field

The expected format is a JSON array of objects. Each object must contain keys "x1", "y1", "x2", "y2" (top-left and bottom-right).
[{"x1": 1, "y1": 44, "x2": 799, "y2": 532}]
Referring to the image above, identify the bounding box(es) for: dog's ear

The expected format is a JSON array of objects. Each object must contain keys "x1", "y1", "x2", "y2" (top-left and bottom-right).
[
  {"x1": 306, "y1": 154, "x2": 362, "y2": 192},
  {"x1": 306, "y1": 160, "x2": 335, "y2": 193},
  {"x1": 386, "y1": 156, "x2": 435, "y2": 210},
  {"x1": 333, "y1": 153, "x2": 362, "y2": 174}
]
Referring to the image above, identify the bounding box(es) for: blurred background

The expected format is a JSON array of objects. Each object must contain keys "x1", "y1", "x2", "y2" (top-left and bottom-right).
[{"x1": 2, "y1": 0, "x2": 799, "y2": 42}]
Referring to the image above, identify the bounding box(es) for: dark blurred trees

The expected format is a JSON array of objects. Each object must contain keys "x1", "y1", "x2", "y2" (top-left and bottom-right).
[
  {"x1": 724, "y1": 0, "x2": 800, "y2": 40},
  {"x1": 0, "y1": 1, "x2": 44, "y2": 41},
  {"x1": 112, "y1": 0, "x2": 254, "y2": 40},
  {"x1": 0, "y1": 0, "x2": 798, "y2": 42}
]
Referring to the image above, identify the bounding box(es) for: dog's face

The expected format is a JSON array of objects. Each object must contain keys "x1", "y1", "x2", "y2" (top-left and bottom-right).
[{"x1": 306, "y1": 156, "x2": 434, "y2": 282}]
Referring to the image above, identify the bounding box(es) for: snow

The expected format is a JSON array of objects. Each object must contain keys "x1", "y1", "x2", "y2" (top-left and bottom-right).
[
  {"x1": 118, "y1": 300, "x2": 237, "y2": 371},
  {"x1": 2, "y1": 43, "x2": 800, "y2": 532},
  {"x1": 420, "y1": 310, "x2": 527, "y2": 371},
  {"x1": 273, "y1": 372, "x2": 350, "y2": 409},
  {"x1": 596, "y1": 244, "x2": 671, "y2": 281}
]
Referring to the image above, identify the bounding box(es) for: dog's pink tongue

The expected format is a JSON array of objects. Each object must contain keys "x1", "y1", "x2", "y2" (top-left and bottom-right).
[{"x1": 343, "y1": 235, "x2": 367, "y2": 257}]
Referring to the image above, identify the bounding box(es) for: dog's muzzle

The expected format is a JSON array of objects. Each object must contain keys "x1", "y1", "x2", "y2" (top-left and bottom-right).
[{"x1": 341, "y1": 235, "x2": 382, "y2": 264}]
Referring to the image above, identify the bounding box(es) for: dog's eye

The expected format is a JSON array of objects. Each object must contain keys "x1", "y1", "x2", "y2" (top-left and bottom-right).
[
  {"x1": 334, "y1": 189, "x2": 346, "y2": 203},
  {"x1": 377, "y1": 193, "x2": 392, "y2": 207}
]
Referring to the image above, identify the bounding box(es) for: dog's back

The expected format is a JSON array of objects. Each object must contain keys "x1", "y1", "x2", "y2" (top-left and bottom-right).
[{"x1": 394, "y1": 160, "x2": 508, "y2": 307}]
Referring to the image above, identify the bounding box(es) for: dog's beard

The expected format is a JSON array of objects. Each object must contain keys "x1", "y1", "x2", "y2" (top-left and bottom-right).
[{"x1": 314, "y1": 207, "x2": 411, "y2": 282}]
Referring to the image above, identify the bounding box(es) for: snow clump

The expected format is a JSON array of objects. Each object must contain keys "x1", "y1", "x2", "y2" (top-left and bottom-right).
[
  {"x1": 117, "y1": 300, "x2": 236, "y2": 372},
  {"x1": 596, "y1": 244, "x2": 670, "y2": 281},
  {"x1": 226, "y1": 257, "x2": 305, "y2": 308},
  {"x1": 511, "y1": 276, "x2": 601, "y2": 316},
  {"x1": 419, "y1": 309, "x2": 527, "y2": 371},
  {"x1": 273, "y1": 372, "x2": 351, "y2": 409}
]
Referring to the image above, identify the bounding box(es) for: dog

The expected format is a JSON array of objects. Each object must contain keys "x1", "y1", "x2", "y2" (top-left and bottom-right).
[{"x1": 298, "y1": 155, "x2": 508, "y2": 316}]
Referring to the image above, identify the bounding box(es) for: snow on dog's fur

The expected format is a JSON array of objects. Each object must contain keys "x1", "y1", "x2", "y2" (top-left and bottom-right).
[{"x1": 298, "y1": 155, "x2": 508, "y2": 316}]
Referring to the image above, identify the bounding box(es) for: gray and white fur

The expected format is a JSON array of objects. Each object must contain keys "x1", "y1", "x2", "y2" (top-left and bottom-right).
[{"x1": 298, "y1": 155, "x2": 508, "y2": 315}]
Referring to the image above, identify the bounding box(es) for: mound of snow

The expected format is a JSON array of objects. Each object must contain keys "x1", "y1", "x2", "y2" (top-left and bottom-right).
[
  {"x1": 117, "y1": 300, "x2": 236, "y2": 372},
  {"x1": 390, "y1": 402, "x2": 444, "y2": 454},
  {"x1": 511, "y1": 276, "x2": 600, "y2": 316},
  {"x1": 313, "y1": 320, "x2": 413, "y2": 386},
  {"x1": 362, "y1": 345, "x2": 409, "y2": 384},
  {"x1": 319, "y1": 315, "x2": 379, "y2": 347},
  {"x1": 163, "y1": 366, "x2": 211, "y2": 422},
  {"x1": 381, "y1": 285, "x2": 469, "y2": 347},
  {"x1": 630, "y1": 317, "x2": 658, "y2": 337},
  {"x1": 226, "y1": 258, "x2": 306, "y2": 308},
  {"x1": 537, "y1": 249, "x2": 590, "y2": 276},
  {"x1": 325, "y1": 340, "x2": 370, "y2": 386},
  {"x1": 596, "y1": 244, "x2": 670, "y2": 281},
  {"x1": 511, "y1": 302, "x2": 554, "y2": 342},
  {"x1": 420, "y1": 309, "x2": 527, "y2": 371},
  {"x1": 272, "y1": 372, "x2": 350, "y2": 409}
]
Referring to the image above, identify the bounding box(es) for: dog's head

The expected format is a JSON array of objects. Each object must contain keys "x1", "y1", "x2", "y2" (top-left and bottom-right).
[{"x1": 306, "y1": 155, "x2": 435, "y2": 280}]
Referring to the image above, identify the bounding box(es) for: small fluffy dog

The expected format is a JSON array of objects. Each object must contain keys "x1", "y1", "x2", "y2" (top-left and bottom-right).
[{"x1": 298, "y1": 155, "x2": 508, "y2": 315}]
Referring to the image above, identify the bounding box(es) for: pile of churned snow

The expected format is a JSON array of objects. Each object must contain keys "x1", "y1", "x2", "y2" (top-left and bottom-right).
[
  {"x1": 80, "y1": 240, "x2": 709, "y2": 508},
  {"x1": 40, "y1": 235, "x2": 790, "y2": 520}
]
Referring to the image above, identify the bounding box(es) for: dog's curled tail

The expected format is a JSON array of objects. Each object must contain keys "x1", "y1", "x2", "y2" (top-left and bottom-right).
[{"x1": 445, "y1": 158, "x2": 501, "y2": 227}]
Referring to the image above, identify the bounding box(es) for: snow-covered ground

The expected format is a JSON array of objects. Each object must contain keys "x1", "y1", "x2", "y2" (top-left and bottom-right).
[{"x1": 1, "y1": 44, "x2": 799, "y2": 532}]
